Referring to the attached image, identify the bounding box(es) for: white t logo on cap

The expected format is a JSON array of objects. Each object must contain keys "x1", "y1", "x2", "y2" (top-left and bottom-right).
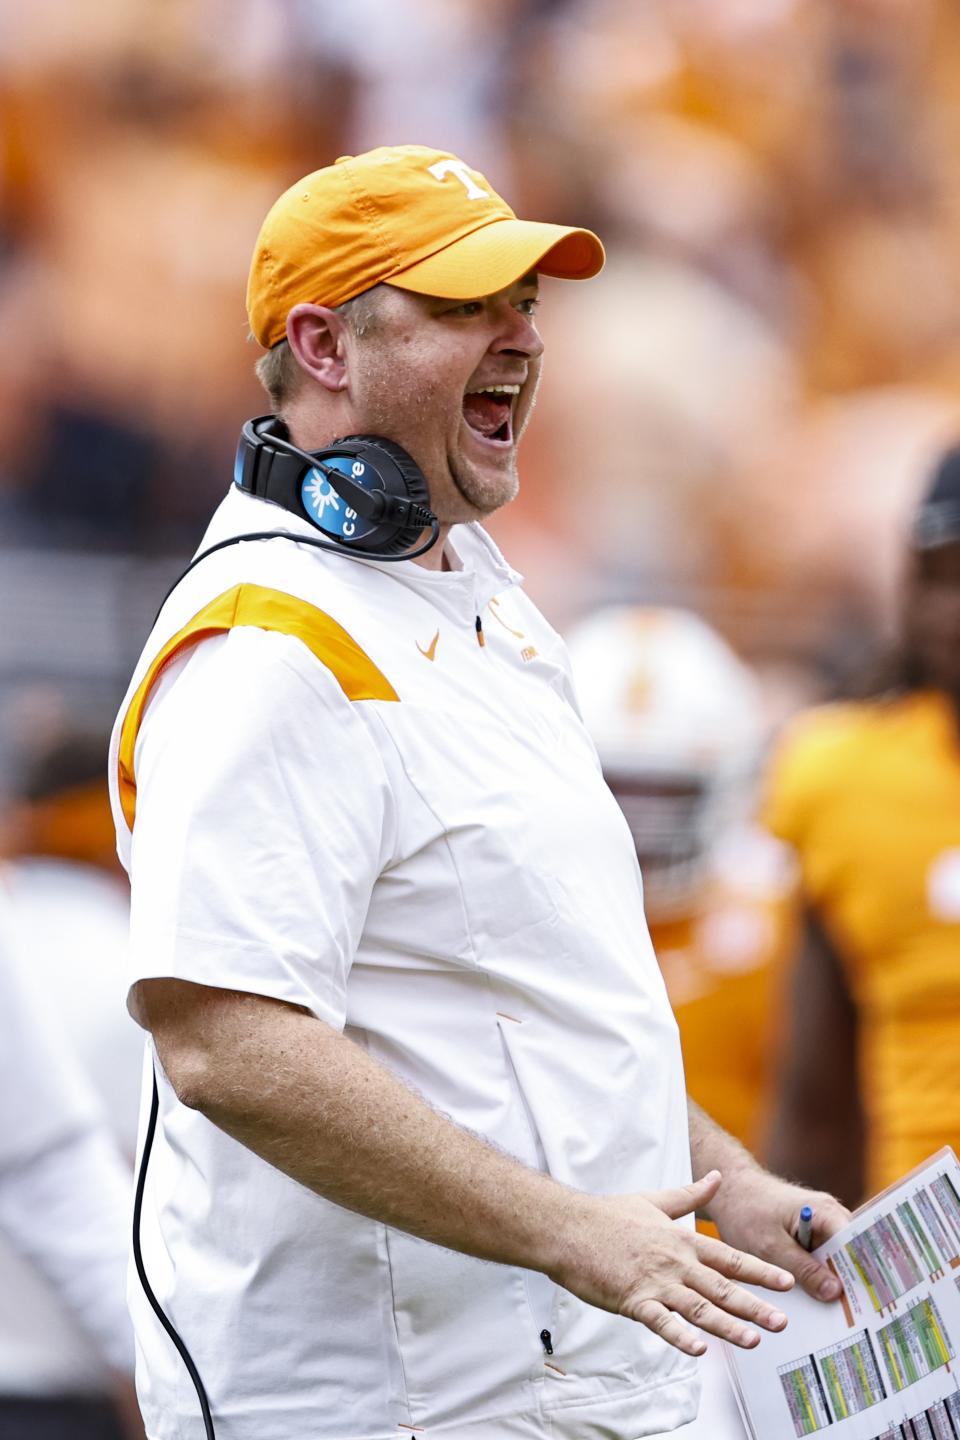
[{"x1": 428, "y1": 159, "x2": 489, "y2": 201}]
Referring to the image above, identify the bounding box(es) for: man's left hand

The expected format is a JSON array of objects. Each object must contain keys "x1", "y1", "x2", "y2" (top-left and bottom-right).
[{"x1": 707, "y1": 1169, "x2": 849, "y2": 1303}]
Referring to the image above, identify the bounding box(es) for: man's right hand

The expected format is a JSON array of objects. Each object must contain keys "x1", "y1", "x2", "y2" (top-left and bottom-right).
[{"x1": 550, "y1": 1170, "x2": 794, "y2": 1357}]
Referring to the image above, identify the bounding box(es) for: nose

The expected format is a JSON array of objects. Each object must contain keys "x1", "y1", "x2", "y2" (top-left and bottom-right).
[{"x1": 491, "y1": 303, "x2": 544, "y2": 361}]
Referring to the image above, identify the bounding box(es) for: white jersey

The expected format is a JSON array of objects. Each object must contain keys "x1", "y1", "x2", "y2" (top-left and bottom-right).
[{"x1": 109, "y1": 487, "x2": 697, "y2": 1440}]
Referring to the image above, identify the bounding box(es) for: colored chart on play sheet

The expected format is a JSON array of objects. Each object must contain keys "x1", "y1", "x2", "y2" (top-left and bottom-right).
[
  {"x1": 724, "y1": 1150, "x2": 960, "y2": 1440},
  {"x1": 869, "y1": 1391, "x2": 960, "y2": 1439},
  {"x1": 877, "y1": 1297, "x2": 953, "y2": 1393},
  {"x1": 899, "y1": 1199, "x2": 946, "y2": 1281},
  {"x1": 816, "y1": 1332, "x2": 888, "y2": 1422},
  {"x1": 932, "y1": 1176, "x2": 960, "y2": 1254},
  {"x1": 779, "y1": 1356, "x2": 833, "y2": 1435},
  {"x1": 846, "y1": 1216, "x2": 925, "y2": 1313},
  {"x1": 915, "y1": 1188, "x2": 960, "y2": 1271}
]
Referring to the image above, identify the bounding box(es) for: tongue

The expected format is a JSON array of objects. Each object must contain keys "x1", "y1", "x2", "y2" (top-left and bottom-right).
[{"x1": 463, "y1": 393, "x2": 510, "y2": 437}]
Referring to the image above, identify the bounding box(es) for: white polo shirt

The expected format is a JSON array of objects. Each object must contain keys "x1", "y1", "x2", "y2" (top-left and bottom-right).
[{"x1": 109, "y1": 487, "x2": 697, "y2": 1440}]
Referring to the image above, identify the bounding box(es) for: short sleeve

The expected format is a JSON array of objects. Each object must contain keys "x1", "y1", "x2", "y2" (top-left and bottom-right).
[{"x1": 127, "y1": 625, "x2": 396, "y2": 1028}]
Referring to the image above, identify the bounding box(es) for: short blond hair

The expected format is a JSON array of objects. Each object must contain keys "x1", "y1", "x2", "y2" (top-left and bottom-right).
[
  {"x1": 254, "y1": 339, "x2": 302, "y2": 414},
  {"x1": 254, "y1": 288, "x2": 386, "y2": 414}
]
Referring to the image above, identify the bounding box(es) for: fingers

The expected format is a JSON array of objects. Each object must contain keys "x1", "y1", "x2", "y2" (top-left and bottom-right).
[
  {"x1": 630, "y1": 1283, "x2": 778, "y2": 1352},
  {"x1": 697, "y1": 1234, "x2": 795, "y2": 1294},
  {"x1": 632, "y1": 1299, "x2": 708, "y2": 1357},
  {"x1": 660, "y1": 1284, "x2": 774, "y2": 1349},
  {"x1": 651, "y1": 1169, "x2": 723, "y2": 1221},
  {"x1": 791, "y1": 1250, "x2": 844, "y2": 1302},
  {"x1": 682, "y1": 1267, "x2": 789, "y2": 1339},
  {"x1": 621, "y1": 1233, "x2": 794, "y2": 1354},
  {"x1": 789, "y1": 1196, "x2": 849, "y2": 1301}
]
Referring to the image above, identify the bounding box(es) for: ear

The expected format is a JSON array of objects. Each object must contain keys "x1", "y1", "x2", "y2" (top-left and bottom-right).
[{"x1": 286, "y1": 304, "x2": 350, "y2": 393}]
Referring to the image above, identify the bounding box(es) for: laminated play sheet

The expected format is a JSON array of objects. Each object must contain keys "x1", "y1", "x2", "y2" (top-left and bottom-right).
[{"x1": 725, "y1": 1148, "x2": 960, "y2": 1439}]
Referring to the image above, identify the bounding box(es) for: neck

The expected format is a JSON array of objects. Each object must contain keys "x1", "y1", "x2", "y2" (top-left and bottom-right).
[{"x1": 412, "y1": 525, "x2": 454, "y2": 571}]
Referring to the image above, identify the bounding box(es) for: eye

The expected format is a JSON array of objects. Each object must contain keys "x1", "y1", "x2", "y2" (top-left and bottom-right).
[
  {"x1": 517, "y1": 296, "x2": 540, "y2": 316},
  {"x1": 449, "y1": 301, "x2": 484, "y2": 317}
]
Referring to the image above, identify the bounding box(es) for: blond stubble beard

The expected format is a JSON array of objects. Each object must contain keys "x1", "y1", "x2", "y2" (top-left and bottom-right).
[
  {"x1": 449, "y1": 443, "x2": 521, "y2": 519},
  {"x1": 352, "y1": 348, "x2": 528, "y2": 525}
]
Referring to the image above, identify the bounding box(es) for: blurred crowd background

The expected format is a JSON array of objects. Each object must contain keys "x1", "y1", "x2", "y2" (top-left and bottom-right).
[
  {"x1": 3, "y1": 1, "x2": 960, "y2": 1429},
  {"x1": 6, "y1": 0, "x2": 960, "y2": 758}
]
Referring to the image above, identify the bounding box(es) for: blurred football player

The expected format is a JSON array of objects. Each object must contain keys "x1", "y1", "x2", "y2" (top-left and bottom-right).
[
  {"x1": 764, "y1": 444, "x2": 960, "y2": 1207},
  {"x1": 566, "y1": 606, "x2": 798, "y2": 1439}
]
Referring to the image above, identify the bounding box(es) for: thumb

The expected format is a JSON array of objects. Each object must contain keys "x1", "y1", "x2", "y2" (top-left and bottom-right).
[
  {"x1": 650, "y1": 1170, "x2": 722, "y2": 1221},
  {"x1": 793, "y1": 1251, "x2": 845, "y2": 1303}
]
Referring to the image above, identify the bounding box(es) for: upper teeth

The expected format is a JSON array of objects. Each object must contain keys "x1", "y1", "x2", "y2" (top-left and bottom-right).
[{"x1": 468, "y1": 384, "x2": 520, "y2": 395}]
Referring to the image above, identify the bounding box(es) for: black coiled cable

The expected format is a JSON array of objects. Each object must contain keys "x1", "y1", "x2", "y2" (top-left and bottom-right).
[{"x1": 132, "y1": 1067, "x2": 216, "y2": 1439}]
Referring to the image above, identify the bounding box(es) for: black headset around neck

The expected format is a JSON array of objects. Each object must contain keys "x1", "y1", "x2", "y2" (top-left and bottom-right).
[
  {"x1": 154, "y1": 416, "x2": 440, "y2": 614},
  {"x1": 234, "y1": 415, "x2": 439, "y2": 559}
]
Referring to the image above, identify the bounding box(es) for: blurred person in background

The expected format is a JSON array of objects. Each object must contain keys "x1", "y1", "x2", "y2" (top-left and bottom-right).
[
  {"x1": 0, "y1": 718, "x2": 144, "y2": 1437},
  {"x1": 567, "y1": 606, "x2": 797, "y2": 1438},
  {"x1": 0, "y1": 719, "x2": 144, "y2": 1155},
  {"x1": 0, "y1": 883, "x2": 142, "y2": 1439},
  {"x1": 765, "y1": 444, "x2": 960, "y2": 1208},
  {"x1": 292, "y1": 0, "x2": 517, "y2": 184}
]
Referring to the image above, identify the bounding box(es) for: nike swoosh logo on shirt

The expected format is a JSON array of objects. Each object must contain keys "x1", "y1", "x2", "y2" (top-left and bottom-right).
[{"x1": 416, "y1": 629, "x2": 440, "y2": 661}]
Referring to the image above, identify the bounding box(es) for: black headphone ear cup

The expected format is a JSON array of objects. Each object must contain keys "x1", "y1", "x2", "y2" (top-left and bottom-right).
[
  {"x1": 235, "y1": 417, "x2": 438, "y2": 559},
  {"x1": 336, "y1": 435, "x2": 433, "y2": 555},
  {"x1": 337, "y1": 435, "x2": 431, "y2": 509}
]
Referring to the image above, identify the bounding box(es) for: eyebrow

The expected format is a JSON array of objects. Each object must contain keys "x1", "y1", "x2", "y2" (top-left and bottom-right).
[{"x1": 432, "y1": 274, "x2": 540, "y2": 307}]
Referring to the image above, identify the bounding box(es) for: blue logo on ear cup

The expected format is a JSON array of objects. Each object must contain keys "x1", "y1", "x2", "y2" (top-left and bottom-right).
[{"x1": 301, "y1": 455, "x2": 378, "y2": 540}]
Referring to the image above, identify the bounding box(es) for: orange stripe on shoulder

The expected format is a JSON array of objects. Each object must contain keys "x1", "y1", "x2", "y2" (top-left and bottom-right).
[{"x1": 117, "y1": 584, "x2": 397, "y2": 830}]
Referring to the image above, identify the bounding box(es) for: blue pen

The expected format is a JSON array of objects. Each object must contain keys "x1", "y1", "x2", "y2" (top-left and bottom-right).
[{"x1": 797, "y1": 1204, "x2": 814, "y2": 1251}]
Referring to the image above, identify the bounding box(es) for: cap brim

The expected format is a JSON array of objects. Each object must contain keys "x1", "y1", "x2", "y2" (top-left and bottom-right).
[{"x1": 385, "y1": 217, "x2": 605, "y2": 300}]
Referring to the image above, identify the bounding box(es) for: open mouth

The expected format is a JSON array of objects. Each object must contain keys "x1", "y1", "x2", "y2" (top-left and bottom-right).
[{"x1": 462, "y1": 383, "x2": 519, "y2": 446}]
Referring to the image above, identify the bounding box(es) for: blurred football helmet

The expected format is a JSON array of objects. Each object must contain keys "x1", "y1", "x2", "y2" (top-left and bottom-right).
[{"x1": 565, "y1": 606, "x2": 764, "y2": 921}]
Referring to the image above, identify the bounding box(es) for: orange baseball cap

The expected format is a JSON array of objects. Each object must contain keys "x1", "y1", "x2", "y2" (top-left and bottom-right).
[{"x1": 247, "y1": 144, "x2": 605, "y2": 349}]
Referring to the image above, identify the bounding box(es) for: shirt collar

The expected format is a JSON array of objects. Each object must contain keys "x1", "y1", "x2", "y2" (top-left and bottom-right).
[{"x1": 208, "y1": 487, "x2": 523, "y2": 611}]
